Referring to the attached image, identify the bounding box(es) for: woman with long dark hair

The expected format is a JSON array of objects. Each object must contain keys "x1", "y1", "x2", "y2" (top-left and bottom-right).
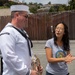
[{"x1": 45, "y1": 22, "x2": 75, "y2": 75}]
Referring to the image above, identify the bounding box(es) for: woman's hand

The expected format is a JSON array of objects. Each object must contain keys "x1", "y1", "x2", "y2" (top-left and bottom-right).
[{"x1": 64, "y1": 54, "x2": 75, "y2": 63}]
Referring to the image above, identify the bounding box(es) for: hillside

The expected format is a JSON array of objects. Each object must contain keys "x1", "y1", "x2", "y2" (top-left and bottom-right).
[{"x1": 0, "y1": 8, "x2": 11, "y2": 16}]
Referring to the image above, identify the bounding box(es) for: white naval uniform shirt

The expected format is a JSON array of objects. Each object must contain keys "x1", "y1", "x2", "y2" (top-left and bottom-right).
[{"x1": 0, "y1": 23, "x2": 32, "y2": 75}]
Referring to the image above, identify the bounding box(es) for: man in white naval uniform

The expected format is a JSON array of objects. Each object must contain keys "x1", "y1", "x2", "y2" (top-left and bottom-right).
[{"x1": 0, "y1": 5, "x2": 42, "y2": 75}]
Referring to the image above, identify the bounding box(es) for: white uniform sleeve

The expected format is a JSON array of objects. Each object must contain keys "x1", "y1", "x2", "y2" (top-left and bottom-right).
[{"x1": 0, "y1": 32, "x2": 30, "y2": 75}]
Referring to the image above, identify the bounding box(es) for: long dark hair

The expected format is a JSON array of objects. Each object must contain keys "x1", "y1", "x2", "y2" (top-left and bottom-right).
[{"x1": 53, "y1": 22, "x2": 70, "y2": 51}]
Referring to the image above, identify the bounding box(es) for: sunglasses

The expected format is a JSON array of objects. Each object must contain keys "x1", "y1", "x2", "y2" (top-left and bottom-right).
[
  {"x1": 21, "y1": 14, "x2": 29, "y2": 18},
  {"x1": 24, "y1": 15, "x2": 29, "y2": 18}
]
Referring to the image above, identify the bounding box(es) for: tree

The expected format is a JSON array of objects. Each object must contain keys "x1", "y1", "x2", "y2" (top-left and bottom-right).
[
  {"x1": 49, "y1": 6, "x2": 56, "y2": 12},
  {"x1": 29, "y1": 2, "x2": 41, "y2": 13},
  {"x1": 29, "y1": 7, "x2": 37, "y2": 13},
  {"x1": 0, "y1": 0, "x2": 8, "y2": 6},
  {"x1": 48, "y1": 1, "x2": 51, "y2": 5},
  {"x1": 68, "y1": 0, "x2": 75, "y2": 10},
  {"x1": 29, "y1": 2, "x2": 33, "y2": 5},
  {"x1": 59, "y1": 6, "x2": 65, "y2": 11}
]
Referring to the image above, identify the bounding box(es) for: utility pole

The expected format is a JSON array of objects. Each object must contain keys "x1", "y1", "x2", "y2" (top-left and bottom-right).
[{"x1": 51, "y1": 25, "x2": 53, "y2": 37}]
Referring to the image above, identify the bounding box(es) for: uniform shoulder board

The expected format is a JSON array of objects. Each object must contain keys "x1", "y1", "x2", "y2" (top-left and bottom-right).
[{"x1": 0, "y1": 32, "x2": 10, "y2": 36}]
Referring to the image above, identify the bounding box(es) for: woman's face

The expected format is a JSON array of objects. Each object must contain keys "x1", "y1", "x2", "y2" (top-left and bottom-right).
[{"x1": 55, "y1": 23, "x2": 65, "y2": 38}]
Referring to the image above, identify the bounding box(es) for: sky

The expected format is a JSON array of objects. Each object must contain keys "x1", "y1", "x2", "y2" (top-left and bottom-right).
[{"x1": 19, "y1": 0, "x2": 69, "y2": 5}]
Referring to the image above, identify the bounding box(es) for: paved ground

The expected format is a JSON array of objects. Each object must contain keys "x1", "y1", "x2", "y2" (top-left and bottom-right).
[{"x1": 0, "y1": 40, "x2": 75, "y2": 75}]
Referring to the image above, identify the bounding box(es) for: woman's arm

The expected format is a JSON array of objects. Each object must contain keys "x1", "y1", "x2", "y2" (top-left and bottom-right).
[{"x1": 45, "y1": 47, "x2": 75, "y2": 63}]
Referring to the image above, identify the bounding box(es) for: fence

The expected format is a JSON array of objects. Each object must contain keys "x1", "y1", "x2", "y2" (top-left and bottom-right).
[{"x1": 0, "y1": 11, "x2": 75, "y2": 40}]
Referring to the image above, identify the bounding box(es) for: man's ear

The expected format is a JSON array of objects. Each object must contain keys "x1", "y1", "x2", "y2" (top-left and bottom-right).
[{"x1": 14, "y1": 12, "x2": 19, "y2": 18}]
